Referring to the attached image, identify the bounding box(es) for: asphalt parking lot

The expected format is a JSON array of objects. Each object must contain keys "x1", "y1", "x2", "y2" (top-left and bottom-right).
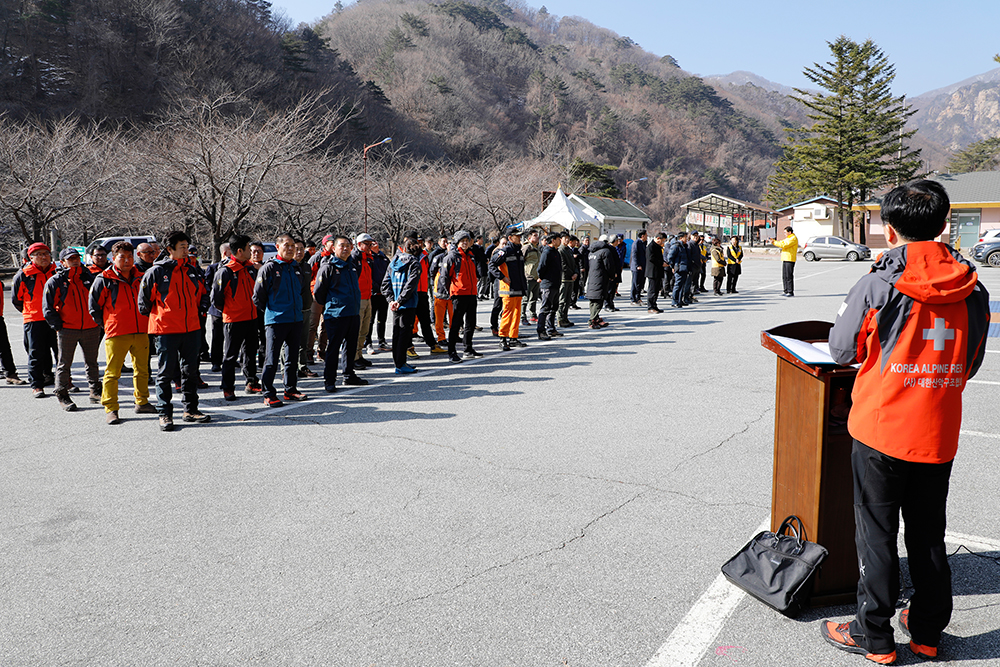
[{"x1": 2, "y1": 255, "x2": 999, "y2": 666}]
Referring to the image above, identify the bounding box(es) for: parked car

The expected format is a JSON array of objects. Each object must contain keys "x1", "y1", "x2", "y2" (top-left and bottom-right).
[
  {"x1": 85, "y1": 235, "x2": 157, "y2": 263},
  {"x1": 801, "y1": 236, "x2": 871, "y2": 262},
  {"x1": 972, "y1": 237, "x2": 1000, "y2": 267},
  {"x1": 977, "y1": 229, "x2": 1000, "y2": 244}
]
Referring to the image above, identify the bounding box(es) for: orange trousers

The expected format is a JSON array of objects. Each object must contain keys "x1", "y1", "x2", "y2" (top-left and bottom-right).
[
  {"x1": 434, "y1": 298, "x2": 453, "y2": 342},
  {"x1": 499, "y1": 296, "x2": 522, "y2": 339}
]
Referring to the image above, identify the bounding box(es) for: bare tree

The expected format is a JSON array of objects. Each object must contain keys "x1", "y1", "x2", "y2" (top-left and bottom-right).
[
  {"x1": 0, "y1": 115, "x2": 121, "y2": 246},
  {"x1": 460, "y1": 156, "x2": 557, "y2": 237},
  {"x1": 147, "y1": 93, "x2": 355, "y2": 260}
]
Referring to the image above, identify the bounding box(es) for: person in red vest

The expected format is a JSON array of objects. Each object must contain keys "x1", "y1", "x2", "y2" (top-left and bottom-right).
[
  {"x1": 0, "y1": 276, "x2": 27, "y2": 385},
  {"x1": 822, "y1": 180, "x2": 990, "y2": 664},
  {"x1": 138, "y1": 230, "x2": 212, "y2": 431},
  {"x1": 43, "y1": 247, "x2": 102, "y2": 411},
  {"x1": 211, "y1": 234, "x2": 261, "y2": 401},
  {"x1": 351, "y1": 233, "x2": 375, "y2": 370},
  {"x1": 442, "y1": 231, "x2": 483, "y2": 363},
  {"x1": 89, "y1": 241, "x2": 156, "y2": 424},
  {"x1": 12, "y1": 242, "x2": 57, "y2": 397}
]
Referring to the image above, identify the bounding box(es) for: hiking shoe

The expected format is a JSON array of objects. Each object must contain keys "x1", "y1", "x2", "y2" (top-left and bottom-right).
[
  {"x1": 89, "y1": 391, "x2": 102, "y2": 404},
  {"x1": 463, "y1": 350, "x2": 484, "y2": 359},
  {"x1": 197, "y1": 380, "x2": 209, "y2": 389},
  {"x1": 529, "y1": 317, "x2": 538, "y2": 323},
  {"x1": 429, "y1": 345, "x2": 447, "y2": 355},
  {"x1": 899, "y1": 609, "x2": 938, "y2": 659},
  {"x1": 174, "y1": 382, "x2": 182, "y2": 392},
  {"x1": 511, "y1": 339, "x2": 528, "y2": 348},
  {"x1": 537, "y1": 333, "x2": 552, "y2": 341},
  {"x1": 589, "y1": 322, "x2": 601, "y2": 329},
  {"x1": 245, "y1": 382, "x2": 262, "y2": 394},
  {"x1": 395, "y1": 365, "x2": 418, "y2": 374},
  {"x1": 558, "y1": 321, "x2": 574, "y2": 328},
  {"x1": 182, "y1": 411, "x2": 211, "y2": 423},
  {"x1": 135, "y1": 403, "x2": 157, "y2": 414},
  {"x1": 820, "y1": 621, "x2": 896, "y2": 664},
  {"x1": 324, "y1": 384, "x2": 337, "y2": 393},
  {"x1": 378, "y1": 342, "x2": 390, "y2": 351},
  {"x1": 548, "y1": 330, "x2": 564, "y2": 337},
  {"x1": 264, "y1": 396, "x2": 283, "y2": 408},
  {"x1": 298, "y1": 367, "x2": 318, "y2": 378},
  {"x1": 499, "y1": 338, "x2": 511, "y2": 351},
  {"x1": 343, "y1": 375, "x2": 368, "y2": 386},
  {"x1": 491, "y1": 329, "x2": 500, "y2": 337},
  {"x1": 159, "y1": 415, "x2": 174, "y2": 432},
  {"x1": 223, "y1": 391, "x2": 237, "y2": 402},
  {"x1": 448, "y1": 354, "x2": 463, "y2": 364},
  {"x1": 210, "y1": 365, "x2": 222, "y2": 373},
  {"x1": 6, "y1": 376, "x2": 26, "y2": 385},
  {"x1": 283, "y1": 391, "x2": 308, "y2": 402},
  {"x1": 32, "y1": 388, "x2": 46, "y2": 398},
  {"x1": 406, "y1": 347, "x2": 419, "y2": 359},
  {"x1": 354, "y1": 357, "x2": 372, "y2": 369},
  {"x1": 106, "y1": 411, "x2": 121, "y2": 425},
  {"x1": 57, "y1": 394, "x2": 77, "y2": 412}
]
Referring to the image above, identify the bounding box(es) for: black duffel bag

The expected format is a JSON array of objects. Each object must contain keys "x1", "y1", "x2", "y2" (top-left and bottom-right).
[{"x1": 720, "y1": 515, "x2": 829, "y2": 617}]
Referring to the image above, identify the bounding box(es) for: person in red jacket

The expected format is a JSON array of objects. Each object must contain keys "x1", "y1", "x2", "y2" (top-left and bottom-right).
[
  {"x1": 138, "y1": 230, "x2": 211, "y2": 431},
  {"x1": 442, "y1": 231, "x2": 483, "y2": 363},
  {"x1": 89, "y1": 241, "x2": 156, "y2": 424},
  {"x1": 43, "y1": 248, "x2": 102, "y2": 411},
  {"x1": 87, "y1": 245, "x2": 109, "y2": 274},
  {"x1": 821, "y1": 180, "x2": 990, "y2": 664},
  {"x1": 211, "y1": 234, "x2": 261, "y2": 400},
  {"x1": 12, "y1": 242, "x2": 57, "y2": 397},
  {"x1": 0, "y1": 277, "x2": 26, "y2": 385}
]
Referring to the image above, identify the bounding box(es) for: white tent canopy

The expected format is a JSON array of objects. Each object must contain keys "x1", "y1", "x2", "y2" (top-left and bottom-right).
[{"x1": 519, "y1": 187, "x2": 597, "y2": 231}]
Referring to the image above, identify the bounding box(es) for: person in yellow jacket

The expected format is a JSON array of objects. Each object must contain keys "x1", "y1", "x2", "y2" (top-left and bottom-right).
[
  {"x1": 709, "y1": 237, "x2": 726, "y2": 295},
  {"x1": 771, "y1": 226, "x2": 798, "y2": 296},
  {"x1": 725, "y1": 236, "x2": 743, "y2": 294}
]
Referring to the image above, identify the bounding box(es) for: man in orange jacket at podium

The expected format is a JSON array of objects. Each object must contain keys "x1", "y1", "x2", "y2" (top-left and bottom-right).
[{"x1": 820, "y1": 180, "x2": 990, "y2": 664}]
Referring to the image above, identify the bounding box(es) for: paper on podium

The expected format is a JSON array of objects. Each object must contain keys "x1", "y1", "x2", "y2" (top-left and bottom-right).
[{"x1": 769, "y1": 335, "x2": 838, "y2": 365}]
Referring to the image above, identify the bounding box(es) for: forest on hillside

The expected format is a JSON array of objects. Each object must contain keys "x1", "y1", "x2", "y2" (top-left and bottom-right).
[{"x1": 0, "y1": 0, "x2": 783, "y2": 263}]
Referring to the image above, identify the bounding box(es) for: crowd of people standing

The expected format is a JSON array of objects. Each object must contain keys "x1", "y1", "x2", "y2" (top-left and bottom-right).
[{"x1": 2, "y1": 225, "x2": 745, "y2": 431}]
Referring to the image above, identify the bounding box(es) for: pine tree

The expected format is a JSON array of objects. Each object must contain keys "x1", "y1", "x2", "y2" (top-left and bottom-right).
[
  {"x1": 768, "y1": 37, "x2": 920, "y2": 238},
  {"x1": 948, "y1": 137, "x2": 1000, "y2": 172}
]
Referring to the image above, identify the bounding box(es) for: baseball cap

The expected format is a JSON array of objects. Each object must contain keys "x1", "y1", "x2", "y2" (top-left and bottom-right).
[
  {"x1": 27, "y1": 242, "x2": 51, "y2": 256},
  {"x1": 355, "y1": 233, "x2": 374, "y2": 244},
  {"x1": 59, "y1": 248, "x2": 80, "y2": 260}
]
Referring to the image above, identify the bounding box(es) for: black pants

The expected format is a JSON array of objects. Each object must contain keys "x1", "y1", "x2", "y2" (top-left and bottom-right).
[
  {"x1": 646, "y1": 277, "x2": 661, "y2": 310},
  {"x1": 23, "y1": 320, "x2": 56, "y2": 389},
  {"x1": 209, "y1": 315, "x2": 224, "y2": 367},
  {"x1": 663, "y1": 268, "x2": 674, "y2": 296},
  {"x1": 782, "y1": 261, "x2": 795, "y2": 295},
  {"x1": 221, "y1": 320, "x2": 259, "y2": 392},
  {"x1": 490, "y1": 296, "x2": 503, "y2": 332},
  {"x1": 848, "y1": 440, "x2": 953, "y2": 653},
  {"x1": 324, "y1": 314, "x2": 359, "y2": 385},
  {"x1": 698, "y1": 264, "x2": 707, "y2": 290},
  {"x1": 261, "y1": 322, "x2": 300, "y2": 398},
  {"x1": 154, "y1": 331, "x2": 200, "y2": 417},
  {"x1": 415, "y1": 292, "x2": 435, "y2": 348},
  {"x1": 630, "y1": 268, "x2": 644, "y2": 302},
  {"x1": 367, "y1": 294, "x2": 388, "y2": 345},
  {"x1": 605, "y1": 281, "x2": 618, "y2": 309},
  {"x1": 712, "y1": 272, "x2": 724, "y2": 294},
  {"x1": 1, "y1": 316, "x2": 19, "y2": 377},
  {"x1": 537, "y1": 285, "x2": 558, "y2": 334},
  {"x1": 726, "y1": 265, "x2": 741, "y2": 293},
  {"x1": 449, "y1": 294, "x2": 477, "y2": 355},
  {"x1": 392, "y1": 309, "x2": 416, "y2": 368},
  {"x1": 671, "y1": 271, "x2": 688, "y2": 307}
]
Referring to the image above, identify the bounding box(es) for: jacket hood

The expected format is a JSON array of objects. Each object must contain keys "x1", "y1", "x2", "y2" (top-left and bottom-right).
[
  {"x1": 390, "y1": 253, "x2": 413, "y2": 270},
  {"x1": 590, "y1": 240, "x2": 610, "y2": 252},
  {"x1": 102, "y1": 265, "x2": 138, "y2": 282},
  {"x1": 876, "y1": 242, "x2": 978, "y2": 305},
  {"x1": 224, "y1": 257, "x2": 251, "y2": 273}
]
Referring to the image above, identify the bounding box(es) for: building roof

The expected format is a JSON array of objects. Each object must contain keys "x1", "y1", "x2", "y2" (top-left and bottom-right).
[
  {"x1": 569, "y1": 194, "x2": 650, "y2": 221},
  {"x1": 680, "y1": 193, "x2": 777, "y2": 216},
  {"x1": 853, "y1": 172, "x2": 1000, "y2": 211},
  {"x1": 774, "y1": 196, "x2": 844, "y2": 213}
]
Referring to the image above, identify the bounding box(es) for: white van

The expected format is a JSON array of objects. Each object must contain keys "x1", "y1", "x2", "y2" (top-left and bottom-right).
[{"x1": 85, "y1": 235, "x2": 157, "y2": 262}]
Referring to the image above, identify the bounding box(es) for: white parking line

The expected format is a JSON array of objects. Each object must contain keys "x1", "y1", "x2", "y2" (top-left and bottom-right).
[
  {"x1": 961, "y1": 429, "x2": 1000, "y2": 439},
  {"x1": 643, "y1": 518, "x2": 768, "y2": 667},
  {"x1": 968, "y1": 380, "x2": 1000, "y2": 385}
]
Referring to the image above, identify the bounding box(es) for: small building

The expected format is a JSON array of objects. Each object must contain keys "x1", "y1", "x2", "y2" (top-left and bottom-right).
[
  {"x1": 567, "y1": 194, "x2": 650, "y2": 241},
  {"x1": 774, "y1": 196, "x2": 847, "y2": 242},
  {"x1": 680, "y1": 193, "x2": 778, "y2": 244},
  {"x1": 853, "y1": 172, "x2": 1000, "y2": 250}
]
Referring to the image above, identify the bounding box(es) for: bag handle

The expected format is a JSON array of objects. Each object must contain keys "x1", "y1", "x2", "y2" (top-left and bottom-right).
[{"x1": 776, "y1": 515, "x2": 808, "y2": 553}]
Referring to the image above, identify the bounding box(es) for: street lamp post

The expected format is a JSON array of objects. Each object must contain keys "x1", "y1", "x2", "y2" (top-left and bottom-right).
[
  {"x1": 363, "y1": 137, "x2": 392, "y2": 233},
  {"x1": 624, "y1": 176, "x2": 647, "y2": 202}
]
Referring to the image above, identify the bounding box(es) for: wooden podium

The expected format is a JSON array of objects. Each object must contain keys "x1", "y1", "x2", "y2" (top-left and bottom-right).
[{"x1": 761, "y1": 321, "x2": 858, "y2": 606}]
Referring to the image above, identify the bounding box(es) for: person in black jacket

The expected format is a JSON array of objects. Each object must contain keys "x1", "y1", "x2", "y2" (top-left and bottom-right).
[
  {"x1": 366, "y1": 241, "x2": 390, "y2": 353},
  {"x1": 645, "y1": 232, "x2": 667, "y2": 313},
  {"x1": 204, "y1": 243, "x2": 231, "y2": 372},
  {"x1": 585, "y1": 237, "x2": 614, "y2": 328},
  {"x1": 630, "y1": 231, "x2": 647, "y2": 304},
  {"x1": 667, "y1": 232, "x2": 690, "y2": 308},
  {"x1": 536, "y1": 233, "x2": 564, "y2": 340},
  {"x1": 488, "y1": 228, "x2": 529, "y2": 351},
  {"x1": 473, "y1": 236, "x2": 489, "y2": 299},
  {"x1": 605, "y1": 235, "x2": 623, "y2": 311}
]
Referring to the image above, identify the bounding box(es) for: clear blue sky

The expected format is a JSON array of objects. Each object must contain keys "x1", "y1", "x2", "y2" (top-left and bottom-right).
[{"x1": 273, "y1": 0, "x2": 998, "y2": 96}]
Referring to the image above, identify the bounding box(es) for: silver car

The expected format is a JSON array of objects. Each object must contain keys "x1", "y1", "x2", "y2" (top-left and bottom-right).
[{"x1": 801, "y1": 236, "x2": 871, "y2": 262}]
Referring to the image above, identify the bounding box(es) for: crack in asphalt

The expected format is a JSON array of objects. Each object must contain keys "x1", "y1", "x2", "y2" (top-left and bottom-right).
[{"x1": 667, "y1": 408, "x2": 771, "y2": 475}]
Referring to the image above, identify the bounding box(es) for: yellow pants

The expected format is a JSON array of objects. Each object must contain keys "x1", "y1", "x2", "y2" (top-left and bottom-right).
[
  {"x1": 434, "y1": 298, "x2": 453, "y2": 343},
  {"x1": 499, "y1": 296, "x2": 522, "y2": 339},
  {"x1": 102, "y1": 333, "x2": 150, "y2": 412}
]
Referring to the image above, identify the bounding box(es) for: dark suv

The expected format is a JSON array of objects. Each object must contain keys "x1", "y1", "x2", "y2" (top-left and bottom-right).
[{"x1": 971, "y1": 238, "x2": 1000, "y2": 267}]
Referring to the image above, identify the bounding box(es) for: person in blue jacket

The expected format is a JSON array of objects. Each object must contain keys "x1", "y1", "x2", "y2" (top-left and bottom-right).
[
  {"x1": 667, "y1": 231, "x2": 690, "y2": 308},
  {"x1": 253, "y1": 233, "x2": 308, "y2": 406},
  {"x1": 313, "y1": 235, "x2": 368, "y2": 392},
  {"x1": 380, "y1": 237, "x2": 422, "y2": 373}
]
